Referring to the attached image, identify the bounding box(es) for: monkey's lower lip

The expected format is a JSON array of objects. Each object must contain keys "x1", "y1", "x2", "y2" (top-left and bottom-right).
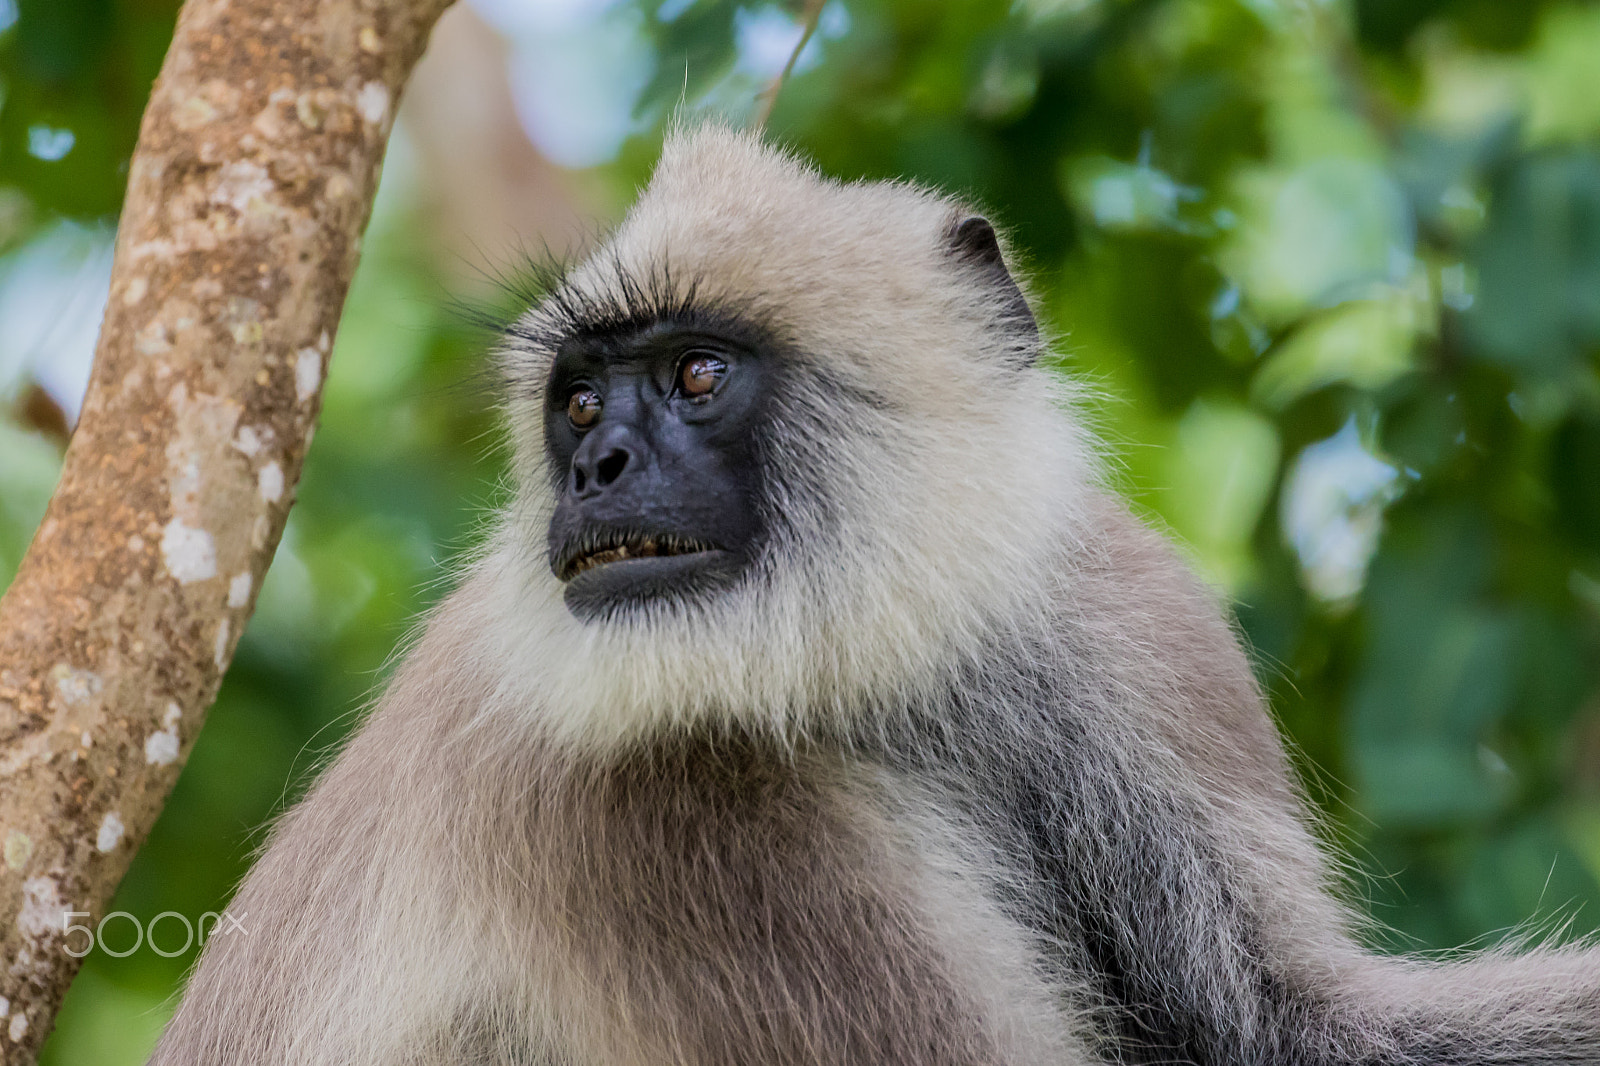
[
  {"x1": 560, "y1": 547, "x2": 743, "y2": 621},
  {"x1": 558, "y1": 535, "x2": 720, "y2": 582}
]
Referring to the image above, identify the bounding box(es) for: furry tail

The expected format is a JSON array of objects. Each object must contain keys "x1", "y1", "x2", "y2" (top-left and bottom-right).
[{"x1": 1331, "y1": 947, "x2": 1600, "y2": 1064}]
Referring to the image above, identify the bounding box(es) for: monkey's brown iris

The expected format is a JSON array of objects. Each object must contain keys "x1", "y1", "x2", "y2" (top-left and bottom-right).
[
  {"x1": 680, "y1": 353, "x2": 725, "y2": 397},
  {"x1": 568, "y1": 388, "x2": 602, "y2": 428}
]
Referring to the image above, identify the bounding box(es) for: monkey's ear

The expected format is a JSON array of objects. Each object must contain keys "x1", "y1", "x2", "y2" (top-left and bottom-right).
[{"x1": 946, "y1": 215, "x2": 1038, "y2": 357}]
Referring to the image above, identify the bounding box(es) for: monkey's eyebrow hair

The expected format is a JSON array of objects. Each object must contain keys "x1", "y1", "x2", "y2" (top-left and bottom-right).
[
  {"x1": 520, "y1": 257, "x2": 707, "y2": 341},
  {"x1": 541, "y1": 304, "x2": 782, "y2": 360}
]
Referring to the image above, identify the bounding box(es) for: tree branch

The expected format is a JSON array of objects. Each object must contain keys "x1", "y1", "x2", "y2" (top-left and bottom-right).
[
  {"x1": 0, "y1": 0, "x2": 454, "y2": 1056},
  {"x1": 753, "y1": 0, "x2": 827, "y2": 130}
]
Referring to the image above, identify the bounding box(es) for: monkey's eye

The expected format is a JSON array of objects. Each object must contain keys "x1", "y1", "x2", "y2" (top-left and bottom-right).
[
  {"x1": 567, "y1": 387, "x2": 603, "y2": 429},
  {"x1": 678, "y1": 352, "x2": 727, "y2": 399}
]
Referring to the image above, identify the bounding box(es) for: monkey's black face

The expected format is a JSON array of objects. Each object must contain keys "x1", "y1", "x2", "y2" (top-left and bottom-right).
[{"x1": 543, "y1": 317, "x2": 769, "y2": 621}]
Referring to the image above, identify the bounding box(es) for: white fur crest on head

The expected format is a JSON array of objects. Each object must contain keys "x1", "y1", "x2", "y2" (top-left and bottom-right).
[{"x1": 484, "y1": 123, "x2": 1099, "y2": 751}]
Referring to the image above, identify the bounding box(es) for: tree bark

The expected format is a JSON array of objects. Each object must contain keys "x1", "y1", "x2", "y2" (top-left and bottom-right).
[{"x1": 0, "y1": 0, "x2": 454, "y2": 1056}]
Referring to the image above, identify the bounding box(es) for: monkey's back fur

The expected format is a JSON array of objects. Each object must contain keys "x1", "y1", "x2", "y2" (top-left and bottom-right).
[{"x1": 152, "y1": 127, "x2": 1600, "y2": 1065}]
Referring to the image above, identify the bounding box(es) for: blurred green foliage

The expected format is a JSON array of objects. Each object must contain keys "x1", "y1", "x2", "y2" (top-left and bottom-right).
[
  {"x1": 0, "y1": 0, "x2": 178, "y2": 222},
  {"x1": 0, "y1": 0, "x2": 1598, "y2": 1060}
]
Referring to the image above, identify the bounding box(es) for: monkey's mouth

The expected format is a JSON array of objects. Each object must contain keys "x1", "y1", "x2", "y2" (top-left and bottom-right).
[{"x1": 557, "y1": 531, "x2": 721, "y2": 583}]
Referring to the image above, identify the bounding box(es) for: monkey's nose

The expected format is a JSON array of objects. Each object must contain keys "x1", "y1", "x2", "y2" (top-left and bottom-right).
[{"x1": 570, "y1": 423, "x2": 640, "y2": 498}]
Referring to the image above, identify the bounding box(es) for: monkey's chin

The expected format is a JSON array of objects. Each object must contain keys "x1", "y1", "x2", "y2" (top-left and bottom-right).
[{"x1": 561, "y1": 550, "x2": 744, "y2": 622}]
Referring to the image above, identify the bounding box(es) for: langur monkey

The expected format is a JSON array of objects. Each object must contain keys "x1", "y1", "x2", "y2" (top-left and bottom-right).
[{"x1": 152, "y1": 126, "x2": 1600, "y2": 1065}]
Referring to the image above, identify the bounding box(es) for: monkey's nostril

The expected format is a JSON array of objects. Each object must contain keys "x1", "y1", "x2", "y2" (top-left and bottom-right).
[
  {"x1": 569, "y1": 436, "x2": 637, "y2": 498},
  {"x1": 596, "y1": 449, "x2": 629, "y2": 487}
]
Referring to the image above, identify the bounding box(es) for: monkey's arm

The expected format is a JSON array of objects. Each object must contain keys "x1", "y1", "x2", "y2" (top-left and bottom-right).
[
  {"x1": 1012, "y1": 497, "x2": 1600, "y2": 1064},
  {"x1": 147, "y1": 729, "x2": 554, "y2": 1065},
  {"x1": 148, "y1": 598, "x2": 564, "y2": 1066}
]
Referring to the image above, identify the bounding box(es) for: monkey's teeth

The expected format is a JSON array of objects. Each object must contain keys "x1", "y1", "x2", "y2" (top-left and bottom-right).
[{"x1": 570, "y1": 535, "x2": 701, "y2": 577}]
